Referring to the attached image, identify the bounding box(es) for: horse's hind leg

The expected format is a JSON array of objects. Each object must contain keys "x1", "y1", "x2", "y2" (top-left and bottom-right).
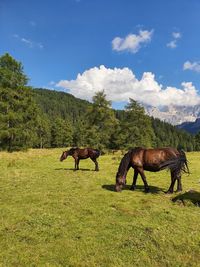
[
  {"x1": 130, "y1": 170, "x2": 138, "y2": 190},
  {"x1": 176, "y1": 173, "x2": 182, "y2": 192},
  {"x1": 166, "y1": 170, "x2": 177, "y2": 194},
  {"x1": 91, "y1": 158, "x2": 99, "y2": 171},
  {"x1": 138, "y1": 168, "x2": 150, "y2": 193}
]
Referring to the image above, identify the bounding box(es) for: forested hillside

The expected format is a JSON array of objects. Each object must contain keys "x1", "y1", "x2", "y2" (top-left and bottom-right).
[
  {"x1": 32, "y1": 87, "x2": 196, "y2": 151},
  {"x1": 0, "y1": 53, "x2": 199, "y2": 151},
  {"x1": 33, "y1": 88, "x2": 91, "y2": 123},
  {"x1": 177, "y1": 118, "x2": 200, "y2": 134}
]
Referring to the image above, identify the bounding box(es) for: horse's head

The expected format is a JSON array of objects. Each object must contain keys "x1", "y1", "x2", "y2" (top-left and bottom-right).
[
  {"x1": 60, "y1": 151, "x2": 68, "y2": 162},
  {"x1": 115, "y1": 172, "x2": 126, "y2": 192}
]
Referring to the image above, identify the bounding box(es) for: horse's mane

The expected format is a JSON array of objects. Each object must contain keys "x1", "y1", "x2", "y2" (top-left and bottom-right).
[
  {"x1": 129, "y1": 147, "x2": 144, "y2": 155},
  {"x1": 68, "y1": 147, "x2": 78, "y2": 155},
  {"x1": 117, "y1": 147, "x2": 143, "y2": 176}
]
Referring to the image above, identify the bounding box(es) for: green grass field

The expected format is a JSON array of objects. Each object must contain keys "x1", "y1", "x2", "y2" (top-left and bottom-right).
[{"x1": 1, "y1": 149, "x2": 200, "y2": 267}]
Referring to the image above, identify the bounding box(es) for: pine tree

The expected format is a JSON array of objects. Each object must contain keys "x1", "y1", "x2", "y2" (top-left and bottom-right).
[
  {"x1": 195, "y1": 131, "x2": 200, "y2": 150},
  {"x1": 116, "y1": 99, "x2": 155, "y2": 149},
  {"x1": 0, "y1": 53, "x2": 39, "y2": 151},
  {"x1": 86, "y1": 90, "x2": 118, "y2": 149},
  {"x1": 72, "y1": 119, "x2": 89, "y2": 147},
  {"x1": 51, "y1": 118, "x2": 73, "y2": 147},
  {"x1": 34, "y1": 113, "x2": 51, "y2": 148}
]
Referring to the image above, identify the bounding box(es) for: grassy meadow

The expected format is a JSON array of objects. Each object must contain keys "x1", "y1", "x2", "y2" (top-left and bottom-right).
[{"x1": 0, "y1": 149, "x2": 200, "y2": 267}]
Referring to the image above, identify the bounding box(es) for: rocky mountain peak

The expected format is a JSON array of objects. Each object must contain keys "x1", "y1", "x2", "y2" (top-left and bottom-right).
[{"x1": 144, "y1": 104, "x2": 200, "y2": 125}]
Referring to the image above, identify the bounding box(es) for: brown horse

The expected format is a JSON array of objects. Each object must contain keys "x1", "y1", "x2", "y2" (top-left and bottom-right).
[
  {"x1": 60, "y1": 147, "x2": 100, "y2": 171},
  {"x1": 115, "y1": 147, "x2": 189, "y2": 193}
]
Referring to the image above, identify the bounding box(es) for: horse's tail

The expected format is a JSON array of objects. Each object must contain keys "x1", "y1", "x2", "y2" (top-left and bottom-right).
[
  {"x1": 179, "y1": 150, "x2": 190, "y2": 174},
  {"x1": 160, "y1": 150, "x2": 190, "y2": 175}
]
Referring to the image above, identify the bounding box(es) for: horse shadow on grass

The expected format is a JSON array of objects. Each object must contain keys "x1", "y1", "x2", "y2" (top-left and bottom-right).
[
  {"x1": 54, "y1": 168, "x2": 92, "y2": 172},
  {"x1": 102, "y1": 184, "x2": 164, "y2": 194},
  {"x1": 172, "y1": 190, "x2": 200, "y2": 206}
]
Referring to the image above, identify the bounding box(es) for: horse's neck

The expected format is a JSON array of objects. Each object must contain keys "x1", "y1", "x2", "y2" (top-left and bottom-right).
[
  {"x1": 119, "y1": 155, "x2": 131, "y2": 177},
  {"x1": 123, "y1": 163, "x2": 131, "y2": 177}
]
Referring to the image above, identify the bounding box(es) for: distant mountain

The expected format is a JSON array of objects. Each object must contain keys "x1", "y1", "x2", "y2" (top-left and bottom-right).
[
  {"x1": 144, "y1": 104, "x2": 200, "y2": 126},
  {"x1": 177, "y1": 118, "x2": 200, "y2": 134}
]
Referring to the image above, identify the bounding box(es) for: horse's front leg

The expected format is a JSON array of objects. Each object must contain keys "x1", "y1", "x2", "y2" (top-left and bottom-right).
[
  {"x1": 76, "y1": 158, "x2": 80, "y2": 170},
  {"x1": 95, "y1": 160, "x2": 99, "y2": 171},
  {"x1": 138, "y1": 168, "x2": 150, "y2": 193},
  {"x1": 130, "y1": 169, "x2": 138, "y2": 190},
  {"x1": 92, "y1": 158, "x2": 99, "y2": 171},
  {"x1": 166, "y1": 170, "x2": 177, "y2": 194},
  {"x1": 74, "y1": 157, "x2": 79, "y2": 170}
]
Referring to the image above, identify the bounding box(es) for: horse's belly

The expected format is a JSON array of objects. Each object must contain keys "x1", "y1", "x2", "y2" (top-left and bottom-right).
[
  {"x1": 143, "y1": 165, "x2": 161, "y2": 172},
  {"x1": 79, "y1": 156, "x2": 89, "y2": 159}
]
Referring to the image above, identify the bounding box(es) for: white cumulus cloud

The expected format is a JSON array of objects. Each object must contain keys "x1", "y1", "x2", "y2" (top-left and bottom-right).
[
  {"x1": 56, "y1": 65, "x2": 200, "y2": 107},
  {"x1": 112, "y1": 29, "x2": 153, "y2": 53},
  {"x1": 167, "y1": 40, "x2": 177, "y2": 49},
  {"x1": 172, "y1": 32, "x2": 181, "y2": 39},
  {"x1": 183, "y1": 61, "x2": 200, "y2": 73}
]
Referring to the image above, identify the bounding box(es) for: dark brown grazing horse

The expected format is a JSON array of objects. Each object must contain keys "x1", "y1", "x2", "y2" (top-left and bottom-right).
[
  {"x1": 115, "y1": 147, "x2": 189, "y2": 193},
  {"x1": 60, "y1": 147, "x2": 100, "y2": 171}
]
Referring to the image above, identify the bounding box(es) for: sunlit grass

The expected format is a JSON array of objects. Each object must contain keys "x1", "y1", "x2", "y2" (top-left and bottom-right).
[{"x1": 0, "y1": 149, "x2": 200, "y2": 266}]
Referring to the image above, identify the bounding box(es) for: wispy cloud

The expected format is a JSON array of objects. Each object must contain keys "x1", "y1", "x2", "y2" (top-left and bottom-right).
[
  {"x1": 183, "y1": 61, "x2": 200, "y2": 73},
  {"x1": 21, "y1": 37, "x2": 34, "y2": 47},
  {"x1": 13, "y1": 34, "x2": 43, "y2": 49},
  {"x1": 167, "y1": 31, "x2": 182, "y2": 49},
  {"x1": 56, "y1": 65, "x2": 200, "y2": 107},
  {"x1": 49, "y1": 81, "x2": 56, "y2": 86},
  {"x1": 112, "y1": 29, "x2": 153, "y2": 53}
]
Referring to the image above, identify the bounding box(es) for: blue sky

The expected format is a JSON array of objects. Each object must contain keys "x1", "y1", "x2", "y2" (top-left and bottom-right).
[{"x1": 1, "y1": 0, "x2": 200, "y2": 109}]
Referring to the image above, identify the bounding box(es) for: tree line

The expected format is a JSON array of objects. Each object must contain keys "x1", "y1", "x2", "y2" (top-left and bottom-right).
[{"x1": 0, "y1": 53, "x2": 199, "y2": 152}]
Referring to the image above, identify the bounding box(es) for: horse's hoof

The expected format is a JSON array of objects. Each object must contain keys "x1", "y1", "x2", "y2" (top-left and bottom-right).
[
  {"x1": 175, "y1": 189, "x2": 182, "y2": 193},
  {"x1": 165, "y1": 190, "x2": 173, "y2": 194},
  {"x1": 130, "y1": 186, "x2": 135, "y2": 191},
  {"x1": 144, "y1": 188, "x2": 150, "y2": 193}
]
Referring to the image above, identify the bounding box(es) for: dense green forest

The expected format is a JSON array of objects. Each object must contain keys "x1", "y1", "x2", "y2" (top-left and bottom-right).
[
  {"x1": 33, "y1": 88, "x2": 91, "y2": 123},
  {"x1": 0, "y1": 53, "x2": 199, "y2": 151}
]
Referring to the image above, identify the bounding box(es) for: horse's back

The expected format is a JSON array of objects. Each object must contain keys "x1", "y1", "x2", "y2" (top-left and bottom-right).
[
  {"x1": 144, "y1": 147, "x2": 179, "y2": 157},
  {"x1": 87, "y1": 148, "x2": 100, "y2": 159},
  {"x1": 75, "y1": 147, "x2": 100, "y2": 159},
  {"x1": 131, "y1": 147, "x2": 180, "y2": 171},
  {"x1": 76, "y1": 148, "x2": 89, "y2": 159}
]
